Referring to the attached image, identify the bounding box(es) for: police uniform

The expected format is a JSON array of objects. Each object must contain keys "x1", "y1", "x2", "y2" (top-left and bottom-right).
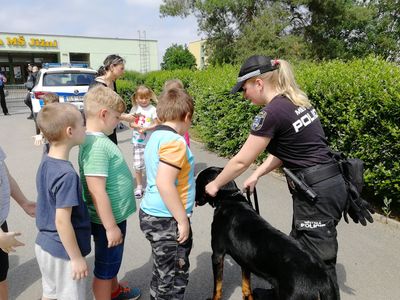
[{"x1": 251, "y1": 95, "x2": 347, "y2": 298}]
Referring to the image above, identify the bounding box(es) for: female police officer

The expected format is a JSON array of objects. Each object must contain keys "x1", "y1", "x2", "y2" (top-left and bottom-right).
[{"x1": 205, "y1": 55, "x2": 347, "y2": 299}]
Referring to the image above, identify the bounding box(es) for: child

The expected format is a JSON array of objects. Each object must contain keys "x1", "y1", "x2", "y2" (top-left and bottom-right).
[
  {"x1": 78, "y1": 85, "x2": 140, "y2": 300},
  {"x1": 35, "y1": 103, "x2": 90, "y2": 300},
  {"x1": 163, "y1": 79, "x2": 191, "y2": 147},
  {"x1": 139, "y1": 87, "x2": 195, "y2": 299},
  {"x1": 129, "y1": 85, "x2": 158, "y2": 199},
  {"x1": 33, "y1": 92, "x2": 60, "y2": 147},
  {"x1": 0, "y1": 146, "x2": 35, "y2": 300}
]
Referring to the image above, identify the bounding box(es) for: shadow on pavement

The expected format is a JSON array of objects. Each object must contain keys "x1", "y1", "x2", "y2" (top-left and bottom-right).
[
  {"x1": 337, "y1": 263, "x2": 356, "y2": 296},
  {"x1": 8, "y1": 256, "x2": 41, "y2": 299}
]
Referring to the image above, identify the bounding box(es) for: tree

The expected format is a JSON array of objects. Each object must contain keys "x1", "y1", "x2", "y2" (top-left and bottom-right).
[
  {"x1": 160, "y1": 0, "x2": 265, "y2": 65},
  {"x1": 234, "y1": 2, "x2": 310, "y2": 63},
  {"x1": 161, "y1": 44, "x2": 197, "y2": 70},
  {"x1": 160, "y1": 0, "x2": 400, "y2": 63}
]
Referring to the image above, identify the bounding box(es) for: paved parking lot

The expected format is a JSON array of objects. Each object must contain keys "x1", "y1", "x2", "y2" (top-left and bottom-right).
[{"x1": 1, "y1": 110, "x2": 399, "y2": 299}]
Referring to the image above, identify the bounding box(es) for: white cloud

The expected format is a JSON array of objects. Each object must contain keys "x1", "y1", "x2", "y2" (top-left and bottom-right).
[
  {"x1": 0, "y1": 0, "x2": 201, "y2": 68},
  {"x1": 125, "y1": 0, "x2": 162, "y2": 8}
]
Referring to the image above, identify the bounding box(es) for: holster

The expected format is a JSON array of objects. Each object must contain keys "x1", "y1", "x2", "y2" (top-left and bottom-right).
[
  {"x1": 330, "y1": 151, "x2": 374, "y2": 225},
  {"x1": 287, "y1": 162, "x2": 342, "y2": 203}
]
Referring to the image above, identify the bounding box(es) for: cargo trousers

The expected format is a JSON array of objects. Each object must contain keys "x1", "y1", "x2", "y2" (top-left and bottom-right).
[{"x1": 140, "y1": 209, "x2": 192, "y2": 300}]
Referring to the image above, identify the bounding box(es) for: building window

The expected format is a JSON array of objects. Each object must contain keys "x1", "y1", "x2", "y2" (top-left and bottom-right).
[{"x1": 69, "y1": 53, "x2": 90, "y2": 66}]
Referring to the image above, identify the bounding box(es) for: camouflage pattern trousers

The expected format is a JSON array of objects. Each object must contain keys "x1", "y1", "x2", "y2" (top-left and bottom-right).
[{"x1": 139, "y1": 209, "x2": 193, "y2": 300}]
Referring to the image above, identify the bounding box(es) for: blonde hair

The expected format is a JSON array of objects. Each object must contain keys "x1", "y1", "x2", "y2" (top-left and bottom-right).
[
  {"x1": 131, "y1": 85, "x2": 158, "y2": 109},
  {"x1": 37, "y1": 103, "x2": 82, "y2": 142},
  {"x1": 157, "y1": 88, "x2": 194, "y2": 122},
  {"x1": 43, "y1": 92, "x2": 60, "y2": 105},
  {"x1": 254, "y1": 59, "x2": 311, "y2": 108},
  {"x1": 163, "y1": 79, "x2": 184, "y2": 91},
  {"x1": 84, "y1": 85, "x2": 126, "y2": 117}
]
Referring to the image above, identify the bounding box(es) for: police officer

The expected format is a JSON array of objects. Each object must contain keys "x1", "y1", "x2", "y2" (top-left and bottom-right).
[{"x1": 205, "y1": 55, "x2": 348, "y2": 299}]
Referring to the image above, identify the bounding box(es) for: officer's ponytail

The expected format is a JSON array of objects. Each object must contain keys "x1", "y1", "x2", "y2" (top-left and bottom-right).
[{"x1": 259, "y1": 59, "x2": 311, "y2": 108}]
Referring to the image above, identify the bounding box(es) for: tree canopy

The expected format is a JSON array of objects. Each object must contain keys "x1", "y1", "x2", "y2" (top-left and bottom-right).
[
  {"x1": 161, "y1": 44, "x2": 197, "y2": 70},
  {"x1": 160, "y1": 0, "x2": 400, "y2": 64}
]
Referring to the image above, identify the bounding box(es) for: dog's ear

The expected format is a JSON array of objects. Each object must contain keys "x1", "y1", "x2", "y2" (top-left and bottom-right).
[{"x1": 195, "y1": 166, "x2": 223, "y2": 207}]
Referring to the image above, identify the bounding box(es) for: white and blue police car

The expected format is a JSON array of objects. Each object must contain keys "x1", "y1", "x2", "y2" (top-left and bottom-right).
[{"x1": 31, "y1": 63, "x2": 97, "y2": 115}]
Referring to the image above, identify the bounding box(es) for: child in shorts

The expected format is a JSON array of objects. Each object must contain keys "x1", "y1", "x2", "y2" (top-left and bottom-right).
[
  {"x1": 32, "y1": 92, "x2": 60, "y2": 149},
  {"x1": 79, "y1": 85, "x2": 140, "y2": 300},
  {"x1": 129, "y1": 85, "x2": 158, "y2": 199},
  {"x1": 35, "y1": 103, "x2": 91, "y2": 300},
  {"x1": 0, "y1": 146, "x2": 35, "y2": 300}
]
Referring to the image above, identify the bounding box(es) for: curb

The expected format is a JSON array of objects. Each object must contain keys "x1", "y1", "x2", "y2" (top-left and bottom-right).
[{"x1": 372, "y1": 213, "x2": 400, "y2": 229}]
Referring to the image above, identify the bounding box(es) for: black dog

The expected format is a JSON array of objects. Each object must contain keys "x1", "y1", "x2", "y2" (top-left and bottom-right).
[{"x1": 195, "y1": 167, "x2": 337, "y2": 300}]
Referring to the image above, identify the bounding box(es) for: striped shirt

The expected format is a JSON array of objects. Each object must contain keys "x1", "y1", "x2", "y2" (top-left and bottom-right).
[
  {"x1": 141, "y1": 125, "x2": 195, "y2": 217},
  {"x1": 78, "y1": 132, "x2": 136, "y2": 224}
]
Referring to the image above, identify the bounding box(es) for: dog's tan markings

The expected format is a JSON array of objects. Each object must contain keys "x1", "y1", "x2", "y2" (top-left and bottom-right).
[
  {"x1": 241, "y1": 269, "x2": 254, "y2": 300},
  {"x1": 213, "y1": 280, "x2": 223, "y2": 300},
  {"x1": 212, "y1": 258, "x2": 224, "y2": 300}
]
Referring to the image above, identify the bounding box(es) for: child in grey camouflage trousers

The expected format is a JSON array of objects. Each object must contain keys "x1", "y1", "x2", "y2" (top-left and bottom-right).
[{"x1": 139, "y1": 87, "x2": 195, "y2": 300}]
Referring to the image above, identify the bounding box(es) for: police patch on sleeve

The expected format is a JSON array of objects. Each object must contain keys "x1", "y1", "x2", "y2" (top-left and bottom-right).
[{"x1": 251, "y1": 110, "x2": 267, "y2": 131}]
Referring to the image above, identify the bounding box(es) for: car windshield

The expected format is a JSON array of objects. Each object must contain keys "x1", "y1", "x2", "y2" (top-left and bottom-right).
[{"x1": 43, "y1": 72, "x2": 96, "y2": 86}]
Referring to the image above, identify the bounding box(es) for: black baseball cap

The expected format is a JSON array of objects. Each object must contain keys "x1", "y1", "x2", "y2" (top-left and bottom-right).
[{"x1": 230, "y1": 55, "x2": 278, "y2": 94}]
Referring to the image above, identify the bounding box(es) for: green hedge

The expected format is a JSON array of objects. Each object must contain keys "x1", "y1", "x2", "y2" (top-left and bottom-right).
[{"x1": 118, "y1": 57, "x2": 399, "y2": 210}]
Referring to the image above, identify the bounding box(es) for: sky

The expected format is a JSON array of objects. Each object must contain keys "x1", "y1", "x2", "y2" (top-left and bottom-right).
[{"x1": 0, "y1": 0, "x2": 202, "y2": 68}]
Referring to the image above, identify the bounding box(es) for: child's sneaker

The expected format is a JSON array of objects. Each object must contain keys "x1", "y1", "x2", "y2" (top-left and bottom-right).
[
  {"x1": 134, "y1": 187, "x2": 143, "y2": 199},
  {"x1": 111, "y1": 283, "x2": 141, "y2": 300}
]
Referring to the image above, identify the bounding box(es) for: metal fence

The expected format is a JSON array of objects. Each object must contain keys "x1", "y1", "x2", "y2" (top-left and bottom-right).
[{"x1": 4, "y1": 84, "x2": 30, "y2": 114}]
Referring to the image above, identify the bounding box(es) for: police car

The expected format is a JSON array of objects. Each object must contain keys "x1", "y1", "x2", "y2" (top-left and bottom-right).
[{"x1": 31, "y1": 63, "x2": 97, "y2": 114}]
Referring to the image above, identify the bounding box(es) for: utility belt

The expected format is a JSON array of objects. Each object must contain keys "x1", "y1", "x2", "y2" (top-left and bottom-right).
[
  {"x1": 294, "y1": 162, "x2": 341, "y2": 186},
  {"x1": 284, "y1": 161, "x2": 341, "y2": 203}
]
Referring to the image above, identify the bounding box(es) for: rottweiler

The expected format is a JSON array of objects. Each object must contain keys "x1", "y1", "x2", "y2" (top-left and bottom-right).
[{"x1": 195, "y1": 167, "x2": 337, "y2": 300}]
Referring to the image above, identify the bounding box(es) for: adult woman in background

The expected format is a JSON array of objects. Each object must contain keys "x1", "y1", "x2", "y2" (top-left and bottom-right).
[
  {"x1": 205, "y1": 55, "x2": 348, "y2": 299},
  {"x1": 90, "y1": 54, "x2": 132, "y2": 144}
]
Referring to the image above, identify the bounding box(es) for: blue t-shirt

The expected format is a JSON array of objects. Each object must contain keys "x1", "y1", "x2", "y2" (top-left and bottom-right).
[
  {"x1": 141, "y1": 125, "x2": 195, "y2": 217},
  {"x1": 35, "y1": 155, "x2": 91, "y2": 260}
]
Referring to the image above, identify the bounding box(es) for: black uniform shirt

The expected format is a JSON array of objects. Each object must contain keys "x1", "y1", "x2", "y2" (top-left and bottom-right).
[{"x1": 250, "y1": 95, "x2": 331, "y2": 169}]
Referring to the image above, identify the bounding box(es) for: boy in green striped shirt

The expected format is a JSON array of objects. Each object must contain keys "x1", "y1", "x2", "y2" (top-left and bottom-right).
[{"x1": 78, "y1": 85, "x2": 141, "y2": 300}]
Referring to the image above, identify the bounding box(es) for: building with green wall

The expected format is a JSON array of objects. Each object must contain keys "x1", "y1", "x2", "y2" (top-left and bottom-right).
[{"x1": 0, "y1": 32, "x2": 158, "y2": 84}]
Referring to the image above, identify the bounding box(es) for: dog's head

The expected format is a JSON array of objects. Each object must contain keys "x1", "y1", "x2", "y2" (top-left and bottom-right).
[{"x1": 195, "y1": 166, "x2": 240, "y2": 207}]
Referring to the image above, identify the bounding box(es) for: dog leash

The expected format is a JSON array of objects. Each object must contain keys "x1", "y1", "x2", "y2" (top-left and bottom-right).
[{"x1": 245, "y1": 187, "x2": 260, "y2": 215}]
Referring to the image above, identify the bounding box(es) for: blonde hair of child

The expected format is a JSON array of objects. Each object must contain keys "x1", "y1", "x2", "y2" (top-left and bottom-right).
[
  {"x1": 252, "y1": 59, "x2": 311, "y2": 108},
  {"x1": 157, "y1": 88, "x2": 194, "y2": 122},
  {"x1": 131, "y1": 85, "x2": 158, "y2": 108},
  {"x1": 43, "y1": 92, "x2": 60, "y2": 105},
  {"x1": 37, "y1": 103, "x2": 82, "y2": 142},
  {"x1": 163, "y1": 79, "x2": 184, "y2": 91},
  {"x1": 84, "y1": 85, "x2": 126, "y2": 117}
]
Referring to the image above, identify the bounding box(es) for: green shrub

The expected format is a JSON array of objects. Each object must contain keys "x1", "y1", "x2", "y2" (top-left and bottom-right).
[
  {"x1": 116, "y1": 79, "x2": 136, "y2": 111},
  {"x1": 118, "y1": 57, "x2": 399, "y2": 211},
  {"x1": 295, "y1": 56, "x2": 399, "y2": 208}
]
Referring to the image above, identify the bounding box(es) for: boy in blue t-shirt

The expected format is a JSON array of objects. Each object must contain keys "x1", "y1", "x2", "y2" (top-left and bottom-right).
[
  {"x1": 35, "y1": 103, "x2": 91, "y2": 300},
  {"x1": 139, "y1": 87, "x2": 195, "y2": 299}
]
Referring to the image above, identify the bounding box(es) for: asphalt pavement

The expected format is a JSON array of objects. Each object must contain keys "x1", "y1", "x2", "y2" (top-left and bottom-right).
[{"x1": 1, "y1": 108, "x2": 399, "y2": 300}]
